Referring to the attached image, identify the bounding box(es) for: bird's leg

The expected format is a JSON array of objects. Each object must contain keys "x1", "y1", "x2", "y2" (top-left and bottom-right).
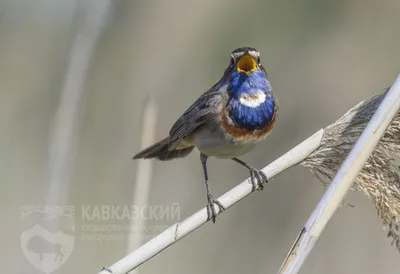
[
  {"x1": 200, "y1": 153, "x2": 225, "y2": 223},
  {"x1": 231, "y1": 158, "x2": 268, "y2": 191}
]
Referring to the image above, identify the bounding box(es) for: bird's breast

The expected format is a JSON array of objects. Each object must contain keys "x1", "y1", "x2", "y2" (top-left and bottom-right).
[{"x1": 221, "y1": 94, "x2": 278, "y2": 142}]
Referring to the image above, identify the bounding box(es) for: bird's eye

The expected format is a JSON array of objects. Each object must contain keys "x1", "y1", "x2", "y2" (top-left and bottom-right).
[{"x1": 257, "y1": 56, "x2": 261, "y2": 64}]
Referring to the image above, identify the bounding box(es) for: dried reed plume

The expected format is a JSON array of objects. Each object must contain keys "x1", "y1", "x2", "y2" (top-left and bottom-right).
[{"x1": 301, "y1": 88, "x2": 400, "y2": 251}]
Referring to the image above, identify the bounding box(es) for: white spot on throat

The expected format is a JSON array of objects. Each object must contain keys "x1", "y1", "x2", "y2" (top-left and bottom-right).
[{"x1": 239, "y1": 90, "x2": 266, "y2": 108}]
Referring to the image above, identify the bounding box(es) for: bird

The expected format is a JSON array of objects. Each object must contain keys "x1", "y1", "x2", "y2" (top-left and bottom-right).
[{"x1": 133, "y1": 47, "x2": 278, "y2": 223}]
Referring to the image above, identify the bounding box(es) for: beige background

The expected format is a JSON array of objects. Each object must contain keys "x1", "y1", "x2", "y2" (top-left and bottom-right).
[{"x1": 1, "y1": 0, "x2": 400, "y2": 273}]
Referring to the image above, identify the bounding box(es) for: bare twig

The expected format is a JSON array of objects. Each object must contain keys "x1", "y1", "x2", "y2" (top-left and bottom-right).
[{"x1": 98, "y1": 130, "x2": 325, "y2": 274}]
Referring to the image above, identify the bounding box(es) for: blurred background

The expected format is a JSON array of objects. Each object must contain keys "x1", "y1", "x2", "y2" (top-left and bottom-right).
[{"x1": 2, "y1": 0, "x2": 400, "y2": 273}]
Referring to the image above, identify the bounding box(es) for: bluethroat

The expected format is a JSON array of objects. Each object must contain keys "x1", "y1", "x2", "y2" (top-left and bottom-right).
[{"x1": 133, "y1": 47, "x2": 278, "y2": 223}]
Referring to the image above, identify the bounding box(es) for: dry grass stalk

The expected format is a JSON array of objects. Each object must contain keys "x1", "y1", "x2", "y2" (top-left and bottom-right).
[{"x1": 301, "y1": 88, "x2": 400, "y2": 251}]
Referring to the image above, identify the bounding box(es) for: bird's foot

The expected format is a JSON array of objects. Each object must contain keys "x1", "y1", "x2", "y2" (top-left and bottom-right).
[
  {"x1": 206, "y1": 194, "x2": 225, "y2": 223},
  {"x1": 249, "y1": 167, "x2": 268, "y2": 191}
]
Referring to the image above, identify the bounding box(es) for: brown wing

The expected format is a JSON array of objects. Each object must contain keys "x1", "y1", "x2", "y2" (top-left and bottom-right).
[{"x1": 168, "y1": 82, "x2": 227, "y2": 149}]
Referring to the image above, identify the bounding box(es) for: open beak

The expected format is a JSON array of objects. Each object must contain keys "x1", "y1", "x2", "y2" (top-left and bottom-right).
[{"x1": 236, "y1": 52, "x2": 257, "y2": 75}]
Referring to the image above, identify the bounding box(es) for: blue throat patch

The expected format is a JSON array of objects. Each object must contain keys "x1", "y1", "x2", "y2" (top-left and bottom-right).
[{"x1": 228, "y1": 69, "x2": 275, "y2": 130}]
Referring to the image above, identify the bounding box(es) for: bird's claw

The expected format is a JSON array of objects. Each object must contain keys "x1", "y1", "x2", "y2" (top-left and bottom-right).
[
  {"x1": 249, "y1": 167, "x2": 268, "y2": 191},
  {"x1": 206, "y1": 194, "x2": 225, "y2": 223}
]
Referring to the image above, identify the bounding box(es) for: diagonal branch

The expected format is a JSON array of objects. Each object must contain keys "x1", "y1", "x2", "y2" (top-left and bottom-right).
[{"x1": 98, "y1": 129, "x2": 325, "y2": 274}]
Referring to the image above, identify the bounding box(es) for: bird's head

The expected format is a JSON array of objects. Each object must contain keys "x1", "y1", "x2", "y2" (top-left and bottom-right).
[
  {"x1": 226, "y1": 47, "x2": 269, "y2": 96},
  {"x1": 229, "y1": 47, "x2": 264, "y2": 76}
]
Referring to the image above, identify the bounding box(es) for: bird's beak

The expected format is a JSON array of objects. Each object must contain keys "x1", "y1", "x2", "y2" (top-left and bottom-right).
[{"x1": 236, "y1": 52, "x2": 257, "y2": 75}]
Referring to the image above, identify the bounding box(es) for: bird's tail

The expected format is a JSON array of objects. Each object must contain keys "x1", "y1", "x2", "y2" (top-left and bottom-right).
[{"x1": 133, "y1": 137, "x2": 194, "y2": 161}]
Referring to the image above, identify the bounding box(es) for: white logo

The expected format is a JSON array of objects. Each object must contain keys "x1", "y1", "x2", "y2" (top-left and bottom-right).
[{"x1": 20, "y1": 206, "x2": 75, "y2": 274}]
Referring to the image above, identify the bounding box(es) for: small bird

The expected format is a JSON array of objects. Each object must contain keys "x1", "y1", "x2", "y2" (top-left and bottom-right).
[{"x1": 133, "y1": 47, "x2": 278, "y2": 222}]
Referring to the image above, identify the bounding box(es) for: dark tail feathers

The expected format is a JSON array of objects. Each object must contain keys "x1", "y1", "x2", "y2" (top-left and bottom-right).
[{"x1": 133, "y1": 137, "x2": 194, "y2": 161}]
